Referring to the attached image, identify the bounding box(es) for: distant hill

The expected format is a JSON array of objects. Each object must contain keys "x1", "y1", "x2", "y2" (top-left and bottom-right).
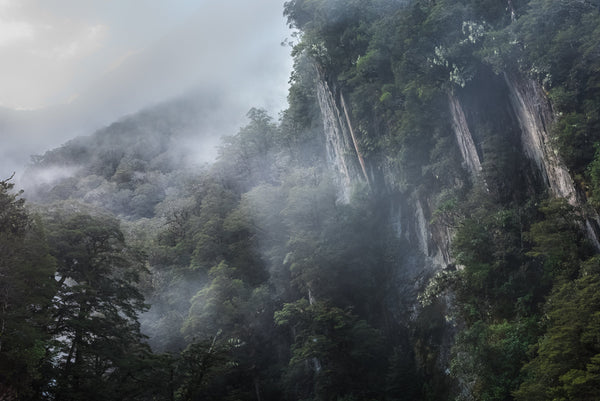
[{"x1": 23, "y1": 90, "x2": 239, "y2": 219}]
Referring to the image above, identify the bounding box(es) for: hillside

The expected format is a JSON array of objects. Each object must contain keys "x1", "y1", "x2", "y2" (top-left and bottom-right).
[{"x1": 2, "y1": 0, "x2": 600, "y2": 400}]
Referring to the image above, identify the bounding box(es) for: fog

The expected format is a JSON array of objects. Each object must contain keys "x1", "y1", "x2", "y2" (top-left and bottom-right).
[{"x1": 0, "y1": 0, "x2": 293, "y2": 180}]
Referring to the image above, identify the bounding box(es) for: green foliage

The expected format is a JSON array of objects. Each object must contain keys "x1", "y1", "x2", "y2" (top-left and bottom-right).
[
  {"x1": 426, "y1": 187, "x2": 579, "y2": 400},
  {"x1": 587, "y1": 143, "x2": 600, "y2": 208},
  {"x1": 0, "y1": 179, "x2": 56, "y2": 399},
  {"x1": 510, "y1": 0, "x2": 600, "y2": 180},
  {"x1": 515, "y1": 263, "x2": 600, "y2": 401},
  {"x1": 449, "y1": 189, "x2": 537, "y2": 321},
  {"x1": 174, "y1": 336, "x2": 235, "y2": 401},
  {"x1": 526, "y1": 198, "x2": 593, "y2": 283},
  {"x1": 8, "y1": 0, "x2": 600, "y2": 399},
  {"x1": 386, "y1": 345, "x2": 423, "y2": 401},
  {"x1": 436, "y1": 193, "x2": 598, "y2": 400},
  {"x1": 284, "y1": 0, "x2": 374, "y2": 77},
  {"x1": 450, "y1": 319, "x2": 540, "y2": 401},
  {"x1": 279, "y1": 52, "x2": 326, "y2": 164},
  {"x1": 41, "y1": 206, "x2": 152, "y2": 400},
  {"x1": 183, "y1": 262, "x2": 250, "y2": 340},
  {"x1": 553, "y1": 112, "x2": 594, "y2": 173},
  {"x1": 275, "y1": 299, "x2": 384, "y2": 401},
  {"x1": 216, "y1": 107, "x2": 280, "y2": 192}
]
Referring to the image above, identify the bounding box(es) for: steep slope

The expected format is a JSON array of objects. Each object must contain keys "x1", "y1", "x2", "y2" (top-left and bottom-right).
[
  {"x1": 284, "y1": 0, "x2": 600, "y2": 399},
  {"x1": 23, "y1": 90, "x2": 232, "y2": 219},
  {"x1": 11, "y1": 0, "x2": 600, "y2": 400}
]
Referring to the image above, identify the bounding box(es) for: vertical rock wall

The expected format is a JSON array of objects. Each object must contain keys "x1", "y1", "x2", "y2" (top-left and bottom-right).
[
  {"x1": 448, "y1": 93, "x2": 483, "y2": 177},
  {"x1": 317, "y1": 68, "x2": 600, "y2": 293},
  {"x1": 315, "y1": 77, "x2": 366, "y2": 202},
  {"x1": 505, "y1": 74, "x2": 600, "y2": 248},
  {"x1": 316, "y1": 73, "x2": 456, "y2": 273},
  {"x1": 504, "y1": 74, "x2": 577, "y2": 201}
]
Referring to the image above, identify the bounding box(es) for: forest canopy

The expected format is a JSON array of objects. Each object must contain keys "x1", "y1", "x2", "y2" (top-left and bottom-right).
[{"x1": 3, "y1": 0, "x2": 600, "y2": 400}]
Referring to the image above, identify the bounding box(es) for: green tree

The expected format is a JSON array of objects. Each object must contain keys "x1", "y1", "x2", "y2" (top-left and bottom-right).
[
  {"x1": 426, "y1": 188, "x2": 546, "y2": 400},
  {"x1": 526, "y1": 198, "x2": 593, "y2": 283},
  {"x1": 174, "y1": 336, "x2": 233, "y2": 401},
  {"x1": 515, "y1": 258, "x2": 600, "y2": 400},
  {"x1": 182, "y1": 262, "x2": 250, "y2": 341},
  {"x1": 42, "y1": 206, "x2": 154, "y2": 400},
  {"x1": 182, "y1": 262, "x2": 279, "y2": 401},
  {"x1": 275, "y1": 299, "x2": 384, "y2": 401},
  {"x1": 0, "y1": 178, "x2": 56, "y2": 400},
  {"x1": 216, "y1": 108, "x2": 279, "y2": 192}
]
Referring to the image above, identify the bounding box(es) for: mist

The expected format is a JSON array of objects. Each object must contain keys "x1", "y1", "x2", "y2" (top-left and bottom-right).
[
  {"x1": 0, "y1": 0, "x2": 292, "y2": 180},
  {"x1": 4, "y1": 0, "x2": 600, "y2": 399}
]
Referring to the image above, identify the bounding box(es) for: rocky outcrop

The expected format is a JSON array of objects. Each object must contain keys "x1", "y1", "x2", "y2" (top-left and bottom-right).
[
  {"x1": 413, "y1": 196, "x2": 453, "y2": 269},
  {"x1": 318, "y1": 67, "x2": 600, "y2": 284},
  {"x1": 387, "y1": 192, "x2": 454, "y2": 289},
  {"x1": 339, "y1": 92, "x2": 371, "y2": 186},
  {"x1": 505, "y1": 74, "x2": 576, "y2": 201},
  {"x1": 505, "y1": 73, "x2": 600, "y2": 248},
  {"x1": 315, "y1": 76, "x2": 367, "y2": 202},
  {"x1": 448, "y1": 93, "x2": 482, "y2": 176},
  {"x1": 317, "y1": 72, "x2": 456, "y2": 273}
]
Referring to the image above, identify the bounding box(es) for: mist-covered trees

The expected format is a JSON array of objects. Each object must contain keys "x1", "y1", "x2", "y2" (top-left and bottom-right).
[
  {"x1": 515, "y1": 266, "x2": 600, "y2": 400},
  {"x1": 42, "y1": 208, "x2": 154, "y2": 400},
  {"x1": 0, "y1": 178, "x2": 55, "y2": 399},
  {"x1": 0, "y1": 175, "x2": 172, "y2": 401},
  {"x1": 3, "y1": 0, "x2": 600, "y2": 399},
  {"x1": 275, "y1": 299, "x2": 385, "y2": 400},
  {"x1": 0, "y1": 184, "x2": 159, "y2": 401}
]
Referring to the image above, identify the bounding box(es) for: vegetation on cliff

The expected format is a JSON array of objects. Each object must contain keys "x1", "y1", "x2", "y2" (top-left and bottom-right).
[{"x1": 2, "y1": 0, "x2": 600, "y2": 400}]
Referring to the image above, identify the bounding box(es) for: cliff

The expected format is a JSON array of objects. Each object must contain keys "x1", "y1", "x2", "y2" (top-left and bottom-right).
[
  {"x1": 313, "y1": 62, "x2": 600, "y2": 388},
  {"x1": 317, "y1": 64, "x2": 600, "y2": 269},
  {"x1": 315, "y1": 72, "x2": 369, "y2": 201}
]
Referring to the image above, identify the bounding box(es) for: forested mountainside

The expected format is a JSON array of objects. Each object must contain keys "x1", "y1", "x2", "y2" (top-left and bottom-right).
[{"x1": 2, "y1": 0, "x2": 600, "y2": 400}]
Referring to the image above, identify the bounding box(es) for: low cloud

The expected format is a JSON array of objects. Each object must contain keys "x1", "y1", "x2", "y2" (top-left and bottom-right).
[{"x1": 1, "y1": 0, "x2": 292, "y2": 182}]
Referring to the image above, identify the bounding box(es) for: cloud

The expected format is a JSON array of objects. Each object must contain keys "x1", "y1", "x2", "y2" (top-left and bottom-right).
[
  {"x1": 0, "y1": 1, "x2": 111, "y2": 109},
  {"x1": 30, "y1": 23, "x2": 109, "y2": 61},
  {"x1": 0, "y1": 20, "x2": 34, "y2": 46},
  {"x1": 0, "y1": 0, "x2": 293, "y2": 182}
]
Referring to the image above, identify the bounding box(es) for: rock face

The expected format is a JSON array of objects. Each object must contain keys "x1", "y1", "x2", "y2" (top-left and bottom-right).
[
  {"x1": 505, "y1": 74, "x2": 600, "y2": 248},
  {"x1": 316, "y1": 73, "x2": 455, "y2": 269},
  {"x1": 412, "y1": 195, "x2": 454, "y2": 269},
  {"x1": 504, "y1": 74, "x2": 576, "y2": 201},
  {"x1": 315, "y1": 76, "x2": 366, "y2": 202},
  {"x1": 313, "y1": 68, "x2": 600, "y2": 382},
  {"x1": 316, "y1": 69, "x2": 600, "y2": 292},
  {"x1": 448, "y1": 93, "x2": 482, "y2": 177}
]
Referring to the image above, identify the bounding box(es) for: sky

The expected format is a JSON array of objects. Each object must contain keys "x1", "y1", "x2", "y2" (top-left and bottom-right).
[{"x1": 0, "y1": 0, "x2": 293, "y2": 178}]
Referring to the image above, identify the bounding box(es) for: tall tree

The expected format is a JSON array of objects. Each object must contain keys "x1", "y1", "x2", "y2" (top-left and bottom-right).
[
  {"x1": 515, "y1": 260, "x2": 600, "y2": 401},
  {"x1": 42, "y1": 205, "x2": 154, "y2": 400},
  {"x1": 0, "y1": 178, "x2": 56, "y2": 400},
  {"x1": 275, "y1": 298, "x2": 385, "y2": 401}
]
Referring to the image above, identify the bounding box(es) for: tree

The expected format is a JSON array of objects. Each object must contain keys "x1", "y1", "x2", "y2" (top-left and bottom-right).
[
  {"x1": 174, "y1": 336, "x2": 233, "y2": 401},
  {"x1": 42, "y1": 205, "x2": 154, "y2": 400},
  {"x1": 515, "y1": 258, "x2": 600, "y2": 400},
  {"x1": 215, "y1": 108, "x2": 279, "y2": 192},
  {"x1": 526, "y1": 198, "x2": 593, "y2": 283},
  {"x1": 275, "y1": 299, "x2": 384, "y2": 400},
  {"x1": 182, "y1": 262, "x2": 279, "y2": 401},
  {"x1": 182, "y1": 262, "x2": 250, "y2": 341},
  {"x1": 0, "y1": 178, "x2": 56, "y2": 400}
]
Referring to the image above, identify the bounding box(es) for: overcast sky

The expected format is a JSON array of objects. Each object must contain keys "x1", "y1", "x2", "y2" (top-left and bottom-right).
[{"x1": 0, "y1": 0, "x2": 293, "y2": 177}]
